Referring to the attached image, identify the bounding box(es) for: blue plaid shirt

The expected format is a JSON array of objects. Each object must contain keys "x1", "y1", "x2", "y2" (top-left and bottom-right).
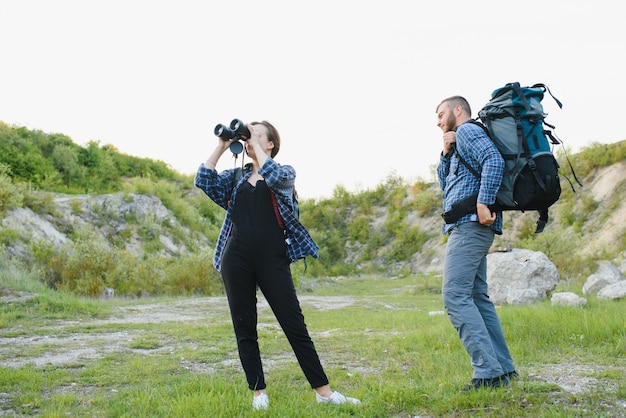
[
  {"x1": 437, "y1": 121, "x2": 504, "y2": 235},
  {"x1": 194, "y1": 158, "x2": 319, "y2": 271}
]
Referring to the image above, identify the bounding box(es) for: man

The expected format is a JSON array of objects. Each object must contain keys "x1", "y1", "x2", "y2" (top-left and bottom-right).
[{"x1": 435, "y1": 96, "x2": 517, "y2": 391}]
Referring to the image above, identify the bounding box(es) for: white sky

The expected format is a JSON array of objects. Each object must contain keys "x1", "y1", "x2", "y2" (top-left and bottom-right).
[{"x1": 1, "y1": 0, "x2": 624, "y2": 199}]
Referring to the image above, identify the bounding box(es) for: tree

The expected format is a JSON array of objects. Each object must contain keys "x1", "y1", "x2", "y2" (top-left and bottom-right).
[{"x1": 51, "y1": 145, "x2": 85, "y2": 188}]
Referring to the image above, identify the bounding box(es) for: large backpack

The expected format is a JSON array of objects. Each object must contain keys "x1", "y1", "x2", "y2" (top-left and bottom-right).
[{"x1": 456, "y1": 82, "x2": 581, "y2": 232}]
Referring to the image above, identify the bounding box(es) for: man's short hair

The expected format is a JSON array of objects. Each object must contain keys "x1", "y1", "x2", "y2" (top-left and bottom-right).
[{"x1": 437, "y1": 96, "x2": 472, "y2": 116}]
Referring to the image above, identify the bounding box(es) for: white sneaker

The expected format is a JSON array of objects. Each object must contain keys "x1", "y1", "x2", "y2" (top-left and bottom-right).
[
  {"x1": 316, "y1": 391, "x2": 361, "y2": 405},
  {"x1": 252, "y1": 393, "x2": 269, "y2": 411}
]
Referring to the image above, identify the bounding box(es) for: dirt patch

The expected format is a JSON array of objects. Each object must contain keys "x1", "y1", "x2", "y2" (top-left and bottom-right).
[
  {"x1": 0, "y1": 294, "x2": 622, "y2": 403},
  {"x1": 0, "y1": 332, "x2": 133, "y2": 368},
  {"x1": 526, "y1": 363, "x2": 622, "y2": 395},
  {"x1": 0, "y1": 295, "x2": 358, "y2": 369},
  {"x1": 0, "y1": 287, "x2": 36, "y2": 303}
]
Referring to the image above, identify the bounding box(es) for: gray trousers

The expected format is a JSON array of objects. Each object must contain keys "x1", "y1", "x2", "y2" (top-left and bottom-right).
[{"x1": 442, "y1": 221, "x2": 515, "y2": 379}]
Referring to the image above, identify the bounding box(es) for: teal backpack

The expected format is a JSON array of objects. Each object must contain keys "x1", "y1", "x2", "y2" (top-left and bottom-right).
[{"x1": 453, "y1": 82, "x2": 582, "y2": 232}]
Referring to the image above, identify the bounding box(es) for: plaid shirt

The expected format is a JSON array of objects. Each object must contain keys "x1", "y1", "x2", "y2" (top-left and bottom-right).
[
  {"x1": 194, "y1": 158, "x2": 319, "y2": 271},
  {"x1": 437, "y1": 121, "x2": 504, "y2": 235}
]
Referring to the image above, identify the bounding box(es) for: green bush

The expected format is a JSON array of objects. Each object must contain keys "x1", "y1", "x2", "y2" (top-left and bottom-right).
[
  {"x1": 22, "y1": 190, "x2": 57, "y2": 216},
  {"x1": 0, "y1": 163, "x2": 23, "y2": 213},
  {"x1": 162, "y1": 254, "x2": 223, "y2": 296},
  {"x1": 0, "y1": 227, "x2": 21, "y2": 248},
  {"x1": 0, "y1": 123, "x2": 182, "y2": 195},
  {"x1": 47, "y1": 236, "x2": 116, "y2": 297}
]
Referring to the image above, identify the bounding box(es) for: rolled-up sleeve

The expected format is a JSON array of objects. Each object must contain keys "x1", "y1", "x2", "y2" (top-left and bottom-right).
[{"x1": 194, "y1": 164, "x2": 235, "y2": 210}]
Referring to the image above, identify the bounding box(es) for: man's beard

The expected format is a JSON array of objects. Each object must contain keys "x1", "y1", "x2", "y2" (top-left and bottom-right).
[{"x1": 444, "y1": 115, "x2": 457, "y2": 133}]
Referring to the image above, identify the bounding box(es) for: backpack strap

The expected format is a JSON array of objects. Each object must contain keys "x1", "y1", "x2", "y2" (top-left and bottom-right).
[
  {"x1": 536, "y1": 209, "x2": 549, "y2": 233},
  {"x1": 514, "y1": 108, "x2": 549, "y2": 194},
  {"x1": 453, "y1": 120, "x2": 485, "y2": 180},
  {"x1": 511, "y1": 82, "x2": 531, "y2": 111},
  {"x1": 271, "y1": 188, "x2": 308, "y2": 272},
  {"x1": 270, "y1": 190, "x2": 286, "y2": 230},
  {"x1": 454, "y1": 144, "x2": 481, "y2": 180},
  {"x1": 544, "y1": 130, "x2": 584, "y2": 191},
  {"x1": 531, "y1": 83, "x2": 563, "y2": 109}
]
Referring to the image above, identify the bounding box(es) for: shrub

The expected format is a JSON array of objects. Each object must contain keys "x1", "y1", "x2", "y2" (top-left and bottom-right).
[
  {"x1": 162, "y1": 254, "x2": 223, "y2": 296},
  {"x1": 23, "y1": 191, "x2": 57, "y2": 216},
  {"x1": 0, "y1": 163, "x2": 23, "y2": 213},
  {"x1": 47, "y1": 236, "x2": 116, "y2": 297}
]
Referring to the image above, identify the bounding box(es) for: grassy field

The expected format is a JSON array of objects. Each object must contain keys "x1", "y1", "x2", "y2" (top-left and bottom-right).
[{"x1": 1, "y1": 268, "x2": 625, "y2": 417}]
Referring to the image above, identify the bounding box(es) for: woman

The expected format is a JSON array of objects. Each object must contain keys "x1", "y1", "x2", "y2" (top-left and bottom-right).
[{"x1": 194, "y1": 120, "x2": 360, "y2": 411}]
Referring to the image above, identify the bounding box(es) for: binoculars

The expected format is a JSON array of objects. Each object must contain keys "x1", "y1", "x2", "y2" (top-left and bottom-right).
[
  {"x1": 214, "y1": 119, "x2": 250, "y2": 141},
  {"x1": 214, "y1": 119, "x2": 249, "y2": 155}
]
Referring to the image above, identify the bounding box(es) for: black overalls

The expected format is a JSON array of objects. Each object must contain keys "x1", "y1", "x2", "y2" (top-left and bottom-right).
[{"x1": 221, "y1": 179, "x2": 329, "y2": 391}]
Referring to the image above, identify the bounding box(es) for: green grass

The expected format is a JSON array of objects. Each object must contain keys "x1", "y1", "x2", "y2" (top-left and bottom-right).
[{"x1": 1, "y1": 270, "x2": 625, "y2": 417}]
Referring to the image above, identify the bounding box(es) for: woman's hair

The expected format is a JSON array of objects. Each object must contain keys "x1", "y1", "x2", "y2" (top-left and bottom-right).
[{"x1": 251, "y1": 121, "x2": 280, "y2": 158}]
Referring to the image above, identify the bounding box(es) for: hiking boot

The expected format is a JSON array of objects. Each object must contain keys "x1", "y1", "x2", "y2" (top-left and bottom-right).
[
  {"x1": 503, "y1": 370, "x2": 519, "y2": 380},
  {"x1": 461, "y1": 375, "x2": 510, "y2": 392}
]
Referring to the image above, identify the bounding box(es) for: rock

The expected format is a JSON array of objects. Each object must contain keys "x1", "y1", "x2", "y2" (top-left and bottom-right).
[
  {"x1": 551, "y1": 292, "x2": 587, "y2": 307},
  {"x1": 597, "y1": 281, "x2": 626, "y2": 300},
  {"x1": 2, "y1": 207, "x2": 69, "y2": 248},
  {"x1": 582, "y1": 261, "x2": 624, "y2": 295},
  {"x1": 507, "y1": 288, "x2": 540, "y2": 305},
  {"x1": 487, "y1": 249, "x2": 559, "y2": 305}
]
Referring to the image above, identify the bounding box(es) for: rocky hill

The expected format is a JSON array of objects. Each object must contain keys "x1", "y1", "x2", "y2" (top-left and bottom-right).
[
  {"x1": 2, "y1": 192, "x2": 209, "y2": 261},
  {"x1": 2, "y1": 150, "x2": 626, "y2": 289}
]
